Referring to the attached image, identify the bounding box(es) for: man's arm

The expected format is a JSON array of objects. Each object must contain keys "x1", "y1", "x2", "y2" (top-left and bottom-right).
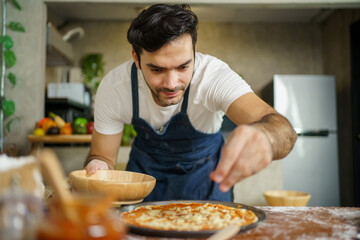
[
  {"x1": 210, "y1": 92, "x2": 297, "y2": 192},
  {"x1": 84, "y1": 129, "x2": 123, "y2": 174}
]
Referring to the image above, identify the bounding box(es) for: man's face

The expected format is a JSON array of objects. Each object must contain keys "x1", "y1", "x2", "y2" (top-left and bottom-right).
[{"x1": 132, "y1": 34, "x2": 194, "y2": 107}]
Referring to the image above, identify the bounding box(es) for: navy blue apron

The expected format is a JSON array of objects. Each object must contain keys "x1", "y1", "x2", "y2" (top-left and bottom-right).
[{"x1": 126, "y1": 63, "x2": 231, "y2": 202}]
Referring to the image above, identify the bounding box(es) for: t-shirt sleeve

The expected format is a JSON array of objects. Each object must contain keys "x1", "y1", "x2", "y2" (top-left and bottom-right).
[
  {"x1": 197, "y1": 57, "x2": 253, "y2": 113},
  {"x1": 94, "y1": 74, "x2": 124, "y2": 135}
]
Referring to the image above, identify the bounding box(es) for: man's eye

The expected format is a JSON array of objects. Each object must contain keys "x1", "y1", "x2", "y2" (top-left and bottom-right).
[
  {"x1": 177, "y1": 66, "x2": 188, "y2": 71},
  {"x1": 151, "y1": 68, "x2": 162, "y2": 72}
]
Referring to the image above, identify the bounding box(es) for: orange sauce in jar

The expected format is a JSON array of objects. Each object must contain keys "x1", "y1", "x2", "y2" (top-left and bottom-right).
[{"x1": 37, "y1": 195, "x2": 126, "y2": 240}]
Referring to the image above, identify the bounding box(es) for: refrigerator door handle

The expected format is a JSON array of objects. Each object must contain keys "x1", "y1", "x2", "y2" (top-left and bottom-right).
[{"x1": 294, "y1": 128, "x2": 334, "y2": 137}]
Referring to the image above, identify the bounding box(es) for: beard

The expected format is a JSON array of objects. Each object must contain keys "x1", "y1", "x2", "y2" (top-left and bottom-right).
[
  {"x1": 150, "y1": 84, "x2": 186, "y2": 107},
  {"x1": 141, "y1": 72, "x2": 188, "y2": 107}
]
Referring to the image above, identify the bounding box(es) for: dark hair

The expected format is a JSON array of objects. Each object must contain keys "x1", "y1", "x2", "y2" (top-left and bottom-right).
[{"x1": 127, "y1": 4, "x2": 198, "y2": 61}]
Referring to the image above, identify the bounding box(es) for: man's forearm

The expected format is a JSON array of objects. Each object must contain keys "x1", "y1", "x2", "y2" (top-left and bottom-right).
[
  {"x1": 84, "y1": 129, "x2": 122, "y2": 170},
  {"x1": 250, "y1": 113, "x2": 297, "y2": 160}
]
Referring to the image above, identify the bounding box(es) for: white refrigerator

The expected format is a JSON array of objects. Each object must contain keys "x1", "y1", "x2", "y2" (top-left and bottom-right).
[{"x1": 273, "y1": 74, "x2": 340, "y2": 207}]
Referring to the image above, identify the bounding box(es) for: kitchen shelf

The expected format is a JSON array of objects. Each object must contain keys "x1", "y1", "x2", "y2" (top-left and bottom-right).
[
  {"x1": 28, "y1": 134, "x2": 91, "y2": 143},
  {"x1": 28, "y1": 134, "x2": 92, "y2": 154}
]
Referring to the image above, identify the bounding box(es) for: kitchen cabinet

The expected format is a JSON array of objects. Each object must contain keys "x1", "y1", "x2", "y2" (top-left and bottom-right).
[{"x1": 46, "y1": 23, "x2": 74, "y2": 66}]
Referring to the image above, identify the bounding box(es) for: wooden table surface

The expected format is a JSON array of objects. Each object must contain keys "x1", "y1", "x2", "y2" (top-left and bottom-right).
[{"x1": 125, "y1": 206, "x2": 360, "y2": 240}]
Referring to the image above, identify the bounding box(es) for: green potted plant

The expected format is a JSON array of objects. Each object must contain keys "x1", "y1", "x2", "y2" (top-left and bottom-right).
[
  {"x1": 80, "y1": 53, "x2": 104, "y2": 96},
  {"x1": 0, "y1": 0, "x2": 25, "y2": 153},
  {"x1": 80, "y1": 54, "x2": 136, "y2": 145}
]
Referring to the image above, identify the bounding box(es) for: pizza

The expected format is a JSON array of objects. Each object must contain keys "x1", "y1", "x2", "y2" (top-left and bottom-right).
[{"x1": 121, "y1": 202, "x2": 258, "y2": 231}]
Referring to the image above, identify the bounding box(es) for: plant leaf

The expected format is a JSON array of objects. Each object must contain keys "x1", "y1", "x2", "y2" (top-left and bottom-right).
[
  {"x1": 6, "y1": 118, "x2": 14, "y2": 132},
  {"x1": 4, "y1": 50, "x2": 16, "y2": 67},
  {"x1": 0, "y1": 35, "x2": 13, "y2": 50},
  {"x1": 9, "y1": 21, "x2": 25, "y2": 32},
  {"x1": 6, "y1": 116, "x2": 20, "y2": 133},
  {"x1": 2, "y1": 99, "x2": 15, "y2": 117},
  {"x1": 11, "y1": 0, "x2": 22, "y2": 11},
  {"x1": 8, "y1": 72, "x2": 16, "y2": 86}
]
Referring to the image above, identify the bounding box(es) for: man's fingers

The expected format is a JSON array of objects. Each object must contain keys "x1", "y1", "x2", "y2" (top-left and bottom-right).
[
  {"x1": 211, "y1": 125, "x2": 274, "y2": 192},
  {"x1": 218, "y1": 162, "x2": 253, "y2": 192},
  {"x1": 86, "y1": 165, "x2": 96, "y2": 175},
  {"x1": 210, "y1": 126, "x2": 249, "y2": 183},
  {"x1": 218, "y1": 171, "x2": 242, "y2": 192},
  {"x1": 85, "y1": 159, "x2": 108, "y2": 175}
]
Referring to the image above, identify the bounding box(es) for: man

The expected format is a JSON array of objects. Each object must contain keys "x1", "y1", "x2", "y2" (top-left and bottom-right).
[{"x1": 84, "y1": 4, "x2": 297, "y2": 201}]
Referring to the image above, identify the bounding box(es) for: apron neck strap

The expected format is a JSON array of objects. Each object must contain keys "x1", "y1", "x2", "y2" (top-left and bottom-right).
[
  {"x1": 181, "y1": 84, "x2": 190, "y2": 113},
  {"x1": 131, "y1": 62, "x2": 139, "y2": 118}
]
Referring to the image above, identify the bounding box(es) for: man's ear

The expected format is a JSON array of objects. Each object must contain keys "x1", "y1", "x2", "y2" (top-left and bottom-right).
[{"x1": 132, "y1": 49, "x2": 141, "y2": 69}]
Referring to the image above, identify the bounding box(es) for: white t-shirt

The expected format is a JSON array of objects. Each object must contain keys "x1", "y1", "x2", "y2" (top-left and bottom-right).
[{"x1": 94, "y1": 52, "x2": 252, "y2": 135}]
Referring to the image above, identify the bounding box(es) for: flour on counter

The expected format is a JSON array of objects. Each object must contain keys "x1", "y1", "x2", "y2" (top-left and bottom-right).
[{"x1": 241, "y1": 207, "x2": 360, "y2": 240}]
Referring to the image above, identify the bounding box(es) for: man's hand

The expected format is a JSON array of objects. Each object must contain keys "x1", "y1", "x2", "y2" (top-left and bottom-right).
[
  {"x1": 209, "y1": 93, "x2": 297, "y2": 192},
  {"x1": 210, "y1": 125, "x2": 273, "y2": 192},
  {"x1": 85, "y1": 159, "x2": 109, "y2": 175},
  {"x1": 84, "y1": 129, "x2": 123, "y2": 174}
]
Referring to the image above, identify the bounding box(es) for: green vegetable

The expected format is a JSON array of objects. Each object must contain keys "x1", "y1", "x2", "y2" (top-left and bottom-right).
[
  {"x1": 74, "y1": 117, "x2": 88, "y2": 125},
  {"x1": 121, "y1": 124, "x2": 137, "y2": 146},
  {"x1": 73, "y1": 117, "x2": 88, "y2": 134}
]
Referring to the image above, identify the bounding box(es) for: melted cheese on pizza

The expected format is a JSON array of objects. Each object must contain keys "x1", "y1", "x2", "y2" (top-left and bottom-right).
[{"x1": 121, "y1": 202, "x2": 258, "y2": 231}]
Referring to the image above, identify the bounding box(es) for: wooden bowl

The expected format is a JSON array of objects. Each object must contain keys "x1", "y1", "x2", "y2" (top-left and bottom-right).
[
  {"x1": 69, "y1": 170, "x2": 156, "y2": 202},
  {"x1": 263, "y1": 190, "x2": 311, "y2": 206}
]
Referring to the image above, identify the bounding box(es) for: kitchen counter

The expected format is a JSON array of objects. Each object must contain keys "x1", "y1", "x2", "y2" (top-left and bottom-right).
[
  {"x1": 28, "y1": 134, "x2": 92, "y2": 143},
  {"x1": 125, "y1": 206, "x2": 360, "y2": 240},
  {"x1": 28, "y1": 134, "x2": 92, "y2": 153}
]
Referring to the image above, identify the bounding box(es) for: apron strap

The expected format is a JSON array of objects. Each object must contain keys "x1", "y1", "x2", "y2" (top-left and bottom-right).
[
  {"x1": 131, "y1": 62, "x2": 139, "y2": 118},
  {"x1": 181, "y1": 84, "x2": 190, "y2": 113},
  {"x1": 131, "y1": 61, "x2": 191, "y2": 115}
]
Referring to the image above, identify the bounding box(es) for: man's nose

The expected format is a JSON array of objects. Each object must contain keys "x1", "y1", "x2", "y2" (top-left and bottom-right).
[{"x1": 163, "y1": 70, "x2": 178, "y2": 89}]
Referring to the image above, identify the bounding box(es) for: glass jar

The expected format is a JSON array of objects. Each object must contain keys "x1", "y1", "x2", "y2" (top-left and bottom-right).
[
  {"x1": 37, "y1": 194, "x2": 126, "y2": 240},
  {"x1": 0, "y1": 187, "x2": 43, "y2": 240}
]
